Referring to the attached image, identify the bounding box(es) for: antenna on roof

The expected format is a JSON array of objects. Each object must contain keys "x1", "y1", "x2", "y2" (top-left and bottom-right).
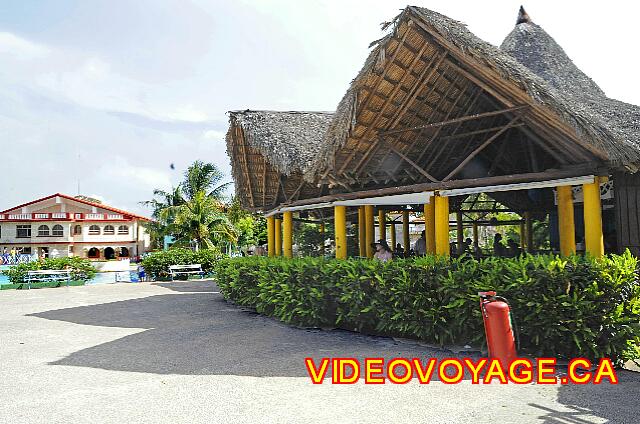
[{"x1": 516, "y1": 6, "x2": 531, "y2": 25}]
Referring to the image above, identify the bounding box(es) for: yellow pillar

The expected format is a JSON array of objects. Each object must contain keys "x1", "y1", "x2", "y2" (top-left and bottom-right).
[
  {"x1": 320, "y1": 222, "x2": 325, "y2": 256},
  {"x1": 583, "y1": 177, "x2": 604, "y2": 258},
  {"x1": 283, "y1": 211, "x2": 293, "y2": 258},
  {"x1": 358, "y1": 206, "x2": 366, "y2": 257},
  {"x1": 378, "y1": 209, "x2": 386, "y2": 242},
  {"x1": 365, "y1": 205, "x2": 375, "y2": 258},
  {"x1": 434, "y1": 194, "x2": 450, "y2": 256},
  {"x1": 390, "y1": 222, "x2": 396, "y2": 249},
  {"x1": 274, "y1": 217, "x2": 282, "y2": 256},
  {"x1": 557, "y1": 185, "x2": 576, "y2": 256},
  {"x1": 402, "y1": 210, "x2": 410, "y2": 253},
  {"x1": 266, "y1": 216, "x2": 275, "y2": 257},
  {"x1": 424, "y1": 199, "x2": 436, "y2": 254},
  {"x1": 335, "y1": 206, "x2": 347, "y2": 259}
]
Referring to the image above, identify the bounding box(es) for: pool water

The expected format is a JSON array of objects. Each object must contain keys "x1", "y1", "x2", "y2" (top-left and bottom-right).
[{"x1": 0, "y1": 266, "x2": 138, "y2": 286}]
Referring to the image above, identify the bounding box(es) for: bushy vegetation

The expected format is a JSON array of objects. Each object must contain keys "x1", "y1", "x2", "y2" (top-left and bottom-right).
[
  {"x1": 215, "y1": 252, "x2": 640, "y2": 365},
  {"x1": 141, "y1": 248, "x2": 222, "y2": 279},
  {"x1": 2, "y1": 256, "x2": 97, "y2": 284}
]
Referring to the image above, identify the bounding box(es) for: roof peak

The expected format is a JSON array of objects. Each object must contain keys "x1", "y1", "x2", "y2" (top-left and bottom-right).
[{"x1": 516, "y1": 6, "x2": 532, "y2": 25}]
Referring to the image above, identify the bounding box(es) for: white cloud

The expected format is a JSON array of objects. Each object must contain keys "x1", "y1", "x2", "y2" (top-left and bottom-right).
[
  {"x1": 203, "y1": 129, "x2": 226, "y2": 140},
  {"x1": 0, "y1": 32, "x2": 49, "y2": 59}
]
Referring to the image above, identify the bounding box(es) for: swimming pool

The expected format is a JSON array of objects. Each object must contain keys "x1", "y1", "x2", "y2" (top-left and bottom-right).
[{"x1": 0, "y1": 267, "x2": 138, "y2": 286}]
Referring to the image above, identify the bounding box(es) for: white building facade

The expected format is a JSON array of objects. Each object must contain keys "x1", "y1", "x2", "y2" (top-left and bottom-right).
[{"x1": 0, "y1": 194, "x2": 151, "y2": 260}]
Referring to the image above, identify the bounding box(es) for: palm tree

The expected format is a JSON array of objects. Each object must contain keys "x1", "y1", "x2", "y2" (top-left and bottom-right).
[
  {"x1": 166, "y1": 191, "x2": 238, "y2": 250},
  {"x1": 142, "y1": 161, "x2": 236, "y2": 250}
]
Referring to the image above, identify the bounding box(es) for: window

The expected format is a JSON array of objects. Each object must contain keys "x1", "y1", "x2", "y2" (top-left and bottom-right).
[
  {"x1": 52, "y1": 225, "x2": 64, "y2": 237},
  {"x1": 117, "y1": 225, "x2": 129, "y2": 235},
  {"x1": 73, "y1": 225, "x2": 82, "y2": 235},
  {"x1": 17, "y1": 225, "x2": 31, "y2": 238},
  {"x1": 88, "y1": 225, "x2": 100, "y2": 235},
  {"x1": 37, "y1": 225, "x2": 50, "y2": 237},
  {"x1": 103, "y1": 225, "x2": 115, "y2": 235}
]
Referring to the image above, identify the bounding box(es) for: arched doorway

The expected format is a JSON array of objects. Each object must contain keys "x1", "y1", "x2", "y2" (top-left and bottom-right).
[
  {"x1": 118, "y1": 247, "x2": 130, "y2": 258},
  {"x1": 104, "y1": 247, "x2": 115, "y2": 260},
  {"x1": 88, "y1": 247, "x2": 100, "y2": 259}
]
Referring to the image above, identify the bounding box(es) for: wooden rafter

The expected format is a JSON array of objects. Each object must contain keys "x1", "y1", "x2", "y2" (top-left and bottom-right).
[{"x1": 380, "y1": 138, "x2": 439, "y2": 182}]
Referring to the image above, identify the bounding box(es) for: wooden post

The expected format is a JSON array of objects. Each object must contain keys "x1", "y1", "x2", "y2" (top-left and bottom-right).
[
  {"x1": 365, "y1": 205, "x2": 375, "y2": 258},
  {"x1": 472, "y1": 222, "x2": 479, "y2": 245},
  {"x1": 274, "y1": 217, "x2": 282, "y2": 256},
  {"x1": 402, "y1": 210, "x2": 410, "y2": 253},
  {"x1": 524, "y1": 212, "x2": 533, "y2": 253},
  {"x1": 283, "y1": 211, "x2": 293, "y2": 258},
  {"x1": 583, "y1": 177, "x2": 604, "y2": 258},
  {"x1": 358, "y1": 206, "x2": 366, "y2": 257},
  {"x1": 519, "y1": 221, "x2": 526, "y2": 250},
  {"x1": 435, "y1": 194, "x2": 450, "y2": 256},
  {"x1": 424, "y1": 199, "x2": 436, "y2": 254},
  {"x1": 557, "y1": 185, "x2": 576, "y2": 256},
  {"x1": 319, "y1": 222, "x2": 325, "y2": 256},
  {"x1": 456, "y1": 211, "x2": 463, "y2": 251},
  {"x1": 335, "y1": 206, "x2": 347, "y2": 259},
  {"x1": 378, "y1": 209, "x2": 386, "y2": 241},
  {"x1": 266, "y1": 216, "x2": 275, "y2": 257}
]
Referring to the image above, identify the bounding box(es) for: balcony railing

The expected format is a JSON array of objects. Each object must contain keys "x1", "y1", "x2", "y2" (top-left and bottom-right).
[{"x1": 0, "y1": 213, "x2": 126, "y2": 221}]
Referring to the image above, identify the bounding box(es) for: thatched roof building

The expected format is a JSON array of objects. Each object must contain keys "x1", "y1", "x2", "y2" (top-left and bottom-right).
[
  {"x1": 226, "y1": 6, "x2": 639, "y2": 226},
  {"x1": 226, "y1": 110, "x2": 333, "y2": 210}
]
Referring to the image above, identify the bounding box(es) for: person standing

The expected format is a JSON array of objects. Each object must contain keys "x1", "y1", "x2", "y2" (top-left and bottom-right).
[{"x1": 413, "y1": 230, "x2": 426, "y2": 256}]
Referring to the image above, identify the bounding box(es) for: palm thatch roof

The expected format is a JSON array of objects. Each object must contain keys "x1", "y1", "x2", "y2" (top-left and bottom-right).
[
  {"x1": 304, "y1": 6, "x2": 640, "y2": 184},
  {"x1": 500, "y1": 7, "x2": 640, "y2": 166},
  {"x1": 226, "y1": 110, "x2": 333, "y2": 210}
]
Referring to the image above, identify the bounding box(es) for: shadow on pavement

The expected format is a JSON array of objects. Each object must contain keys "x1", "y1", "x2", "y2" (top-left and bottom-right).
[{"x1": 28, "y1": 280, "x2": 454, "y2": 377}]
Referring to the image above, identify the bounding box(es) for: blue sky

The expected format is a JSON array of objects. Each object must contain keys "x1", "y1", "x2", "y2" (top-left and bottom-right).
[{"x1": 1, "y1": 0, "x2": 638, "y2": 215}]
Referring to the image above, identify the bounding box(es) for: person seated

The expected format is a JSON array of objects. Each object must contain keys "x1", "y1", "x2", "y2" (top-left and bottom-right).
[
  {"x1": 493, "y1": 233, "x2": 507, "y2": 257},
  {"x1": 458, "y1": 238, "x2": 472, "y2": 255},
  {"x1": 374, "y1": 240, "x2": 393, "y2": 262},
  {"x1": 394, "y1": 243, "x2": 405, "y2": 258},
  {"x1": 507, "y1": 239, "x2": 521, "y2": 257}
]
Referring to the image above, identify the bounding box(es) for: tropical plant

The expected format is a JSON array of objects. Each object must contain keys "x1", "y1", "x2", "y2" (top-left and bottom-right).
[
  {"x1": 3, "y1": 256, "x2": 96, "y2": 283},
  {"x1": 141, "y1": 248, "x2": 221, "y2": 279}
]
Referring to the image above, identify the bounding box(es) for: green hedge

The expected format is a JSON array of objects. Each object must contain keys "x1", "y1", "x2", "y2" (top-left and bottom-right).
[
  {"x1": 142, "y1": 248, "x2": 222, "y2": 280},
  {"x1": 215, "y1": 253, "x2": 640, "y2": 365},
  {"x1": 2, "y1": 257, "x2": 96, "y2": 284}
]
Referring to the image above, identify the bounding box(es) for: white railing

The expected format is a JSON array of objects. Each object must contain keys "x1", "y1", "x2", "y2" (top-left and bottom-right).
[
  {"x1": 85, "y1": 213, "x2": 103, "y2": 220},
  {"x1": 34, "y1": 213, "x2": 48, "y2": 219},
  {"x1": 9, "y1": 214, "x2": 31, "y2": 220},
  {"x1": 52, "y1": 213, "x2": 67, "y2": 219},
  {"x1": 107, "y1": 214, "x2": 123, "y2": 220}
]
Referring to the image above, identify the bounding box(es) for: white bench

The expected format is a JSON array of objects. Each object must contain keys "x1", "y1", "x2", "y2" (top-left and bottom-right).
[
  {"x1": 24, "y1": 269, "x2": 72, "y2": 289},
  {"x1": 169, "y1": 264, "x2": 205, "y2": 281}
]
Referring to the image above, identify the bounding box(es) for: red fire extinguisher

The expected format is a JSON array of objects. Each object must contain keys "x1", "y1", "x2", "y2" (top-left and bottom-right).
[{"x1": 479, "y1": 291, "x2": 517, "y2": 365}]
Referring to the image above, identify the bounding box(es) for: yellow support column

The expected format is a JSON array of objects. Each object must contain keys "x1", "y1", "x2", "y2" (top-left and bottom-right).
[
  {"x1": 266, "y1": 216, "x2": 275, "y2": 257},
  {"x1": 434, "y1": 194, "x2": 450, "y2": 256},
  {"x1": 390, "y1": 222, "x2": 396, "y2": 250},
  {"x1": 583, "y1": 177, "x2": 604, "y2": 258},
  {"x1": 358, "y1": 206, "x2": 366, "y2": 257},
  {"x1": 335, "y1": 206, "x2": 347, "y2": 259},
  {"x1": 402, "y1": 210, "x2": 410, "y2": 253},
  {"x1": 378, "y1": 209, "x2": 386, "y2": 242},
  {"x1": 456, "y1": 211, "x2": 464, "y2": 250},
  {"x1": 319, "y1": 222, "x2": 325, "y2": 256},
  {"x1": 557, "y1": 185, "x2": 576, "y2": 256},
  {"x1": 424, "y1": 199, "x2": 436, "y2": 254},
  {"x1": 274, "y1": 217, "x2": 282, "y2": 256},
  {"x1": 365, "y1": 205, "x2": 375, "y2": 258},
  {"x1": 283, "y1": 211, "x2": 293, "y2": 258}
]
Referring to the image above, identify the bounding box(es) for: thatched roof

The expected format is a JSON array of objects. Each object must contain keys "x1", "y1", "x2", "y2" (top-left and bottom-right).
[
  {"x1": 304, "y1": 6, "x2": 640, "y2": 182},
  {"x1": 500, "y1": 7, "x2": 640, "y2": 166},
  {"x1": 226, "y1": 110, "x2": 333, "y2": 210}
]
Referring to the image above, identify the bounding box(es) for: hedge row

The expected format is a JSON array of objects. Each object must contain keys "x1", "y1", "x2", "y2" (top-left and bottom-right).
[
  {"x1": 215, "y1": 253, "x2": 640, "y2": 365},
  {"x1": 141, "y1": 248, "x2": 221, "y2": 280},
  {"x1": 2, "y1": 257, "x2": 97, "y2": 284},
  {"x1": 0, "y1": 280, "x2": 86, "y2": 290}
]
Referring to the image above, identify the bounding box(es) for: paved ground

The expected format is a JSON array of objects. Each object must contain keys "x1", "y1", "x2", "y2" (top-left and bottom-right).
[{"x1": 1, "y1": 280, "x2": 638, "y2": 423}]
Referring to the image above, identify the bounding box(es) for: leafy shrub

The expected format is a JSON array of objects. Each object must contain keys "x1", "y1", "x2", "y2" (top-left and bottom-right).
[
  {"x1": 142, "y1": 248, "x2": 222, "y2": 279},
  {"x1": 2, "y1": 256, "x2": 97, "y2": 283},
  {"x1": 215, "y1": 252, "x2": 640, "y2": 365}
]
